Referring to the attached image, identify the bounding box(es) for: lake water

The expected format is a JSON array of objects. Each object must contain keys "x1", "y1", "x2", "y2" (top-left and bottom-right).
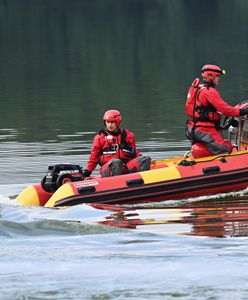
[
  {"x1": 1, "y1": 1, "x2": 248, "y2": 299},
  {"x1": 2, "y1": 143, "x2": 248, "y2": 300}
]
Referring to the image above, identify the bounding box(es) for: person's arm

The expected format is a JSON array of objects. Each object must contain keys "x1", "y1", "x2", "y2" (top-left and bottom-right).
[
  {"x1": 207, "y1": 88, "x2": 241, "y2": 116},
  {"x1": 126, "y1": 130, "x2": 141, "y2": 157},
  {"x1": 84, "y1": 135, "x2": 101, "y2": 176}
]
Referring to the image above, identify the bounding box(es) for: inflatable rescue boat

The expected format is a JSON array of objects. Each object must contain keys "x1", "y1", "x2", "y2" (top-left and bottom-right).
[{"x1": 16, "y1": 105, "x2": 248, "y2": 208}]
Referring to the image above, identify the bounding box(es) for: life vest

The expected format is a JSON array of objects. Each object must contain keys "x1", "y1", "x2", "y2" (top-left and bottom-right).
[
  {"x1": 185, "y1": 78, "x2": 219, "y2": 124},
  {"x1": 185, "y1": 78, "x2": 201, "y2": 118},
  {"x1": 98, "y1": 129, "x2": 134, "y2": 165}
]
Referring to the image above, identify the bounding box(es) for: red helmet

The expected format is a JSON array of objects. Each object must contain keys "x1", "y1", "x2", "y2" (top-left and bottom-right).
[
  {"x1": 201, "y1": 64, "x2": 225, "y2": 80},
  {"x1": 103, "y1": 109, "x2": 122, "y2": 127}
]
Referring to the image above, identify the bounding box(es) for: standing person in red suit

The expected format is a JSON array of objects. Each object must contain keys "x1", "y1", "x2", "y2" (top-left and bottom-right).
[
  {"x1": 83, "y1": 109, "x2": 151, "y2": 177},
  {"x1": 185, "y1": 64, "x2": 248, "y2": 157}
]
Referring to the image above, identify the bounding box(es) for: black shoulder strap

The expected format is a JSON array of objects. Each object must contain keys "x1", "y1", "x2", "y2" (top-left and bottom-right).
[
  {"x1": 120, "y1": 129, "x2": 129, "y2": 148},
  {"x1": 98, "y1": 129, "x2": 108, "y2": 135},
  {"x1": 121, "y1": 129, "x2": 127, "y2": 138},
  {"x1": 193, "y1": 88, "x2": 202, "y2": 120}
]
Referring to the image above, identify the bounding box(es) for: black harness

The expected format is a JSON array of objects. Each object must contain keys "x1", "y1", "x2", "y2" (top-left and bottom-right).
[
  {"x1": 98, "y1": 129, "x2": 133, "y2": 162},
  {"x1": 191, "y1": 84, "x2": 220, "y2": 126},
  {"x1": 186, "y1": 84, "x2": 221, "y2": 141}
]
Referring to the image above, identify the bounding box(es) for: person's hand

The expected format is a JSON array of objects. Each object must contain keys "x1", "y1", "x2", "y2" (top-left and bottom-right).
[
  {"x1": 240, "y1": 106, "x2": 248, "y2": 116},
  {"x1": 82, "y1": 169, "x2": 92, "y2": 177}
]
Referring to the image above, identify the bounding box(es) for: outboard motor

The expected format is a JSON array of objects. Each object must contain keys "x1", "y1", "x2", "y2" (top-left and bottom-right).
[{"x1": 41, "y1": 164, "x2": 84, "y2": 193}]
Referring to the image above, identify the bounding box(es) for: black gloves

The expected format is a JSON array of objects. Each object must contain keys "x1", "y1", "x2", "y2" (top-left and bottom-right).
[
  {"x1": 240, "y1": 106, "x2": 248, "y2": 116},
  {"x1": 82, "y1": 169, "x2": 92, "y2": 177}
]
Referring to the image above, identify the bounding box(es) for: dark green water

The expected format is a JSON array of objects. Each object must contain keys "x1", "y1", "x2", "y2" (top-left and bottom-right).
[{"x1": 1, "y1": 0, "x2": 248, "y2": 144}]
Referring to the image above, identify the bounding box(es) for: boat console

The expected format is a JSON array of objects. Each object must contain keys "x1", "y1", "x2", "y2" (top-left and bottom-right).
[{"x1": 228, "y1": 114, "x2": 248, "y2": 151}]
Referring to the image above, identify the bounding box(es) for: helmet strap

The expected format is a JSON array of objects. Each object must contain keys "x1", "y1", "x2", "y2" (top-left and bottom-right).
[{"x1": 202, "y1": 78, "x2": 215, "y2": 88}]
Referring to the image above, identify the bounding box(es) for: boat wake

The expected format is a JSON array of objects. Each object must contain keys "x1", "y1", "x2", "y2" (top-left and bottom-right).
[
  {"x1": 1, "y1": 188, "x2": 248, "y2": 238},
  {"x1": 0, "y1": 196, "x2": 128, "y2": 236},
  {"x1": 124, "y1": 188, "x2": 248, "y2": 209},
  {"x1": 0, "y1": 218, "x2": 127, "y2": 238}
]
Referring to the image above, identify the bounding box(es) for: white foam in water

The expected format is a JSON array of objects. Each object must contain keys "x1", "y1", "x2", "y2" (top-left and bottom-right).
[
  {"x1": 0, "y1": 194, "x2": 15, "y2": 205},
  {"x1": 0, "y1": 189, "x2": 116, "y2": 225},
  {"x1": 125, "y1": 187, "x2": 248, "y2": 208}
]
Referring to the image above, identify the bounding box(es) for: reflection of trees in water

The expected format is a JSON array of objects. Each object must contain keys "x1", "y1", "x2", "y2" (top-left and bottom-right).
[{"x1": 1, "y1": 1, "x2": 248, "y2": 142}]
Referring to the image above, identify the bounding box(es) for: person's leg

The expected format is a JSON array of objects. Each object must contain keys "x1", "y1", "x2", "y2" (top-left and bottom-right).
[
  {"x1": 194, "y1": 127, "x2": 232, "y2": 155},
  {"x1": 126, "y1": 156, "x2": 151, "y2": 173},
  {"x1": 101, "y1": 159, "x2": 124, "y2": 177}
]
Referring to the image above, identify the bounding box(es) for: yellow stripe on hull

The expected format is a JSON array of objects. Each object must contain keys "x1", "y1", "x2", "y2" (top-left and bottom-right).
[
  {"x1": 141, "y1": 166, "x2": 181, "y2": 184},
  {"x1": 16, "y1": 185, "x2": 40, "y2": 206},
  {"x1": 44, "y1": 183, "x2": 75, "y2": 208}
]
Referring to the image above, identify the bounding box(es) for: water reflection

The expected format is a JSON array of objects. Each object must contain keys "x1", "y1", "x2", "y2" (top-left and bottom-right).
[
  {"x1": 94, "y1": 194, "x2": 248, "y2": 238},
  {"x1": 182, "y1": 196, "x2": 248, "y2": 238},
  {"x1": 2, "y1": 1, "x2": 248, "y2": 143}
]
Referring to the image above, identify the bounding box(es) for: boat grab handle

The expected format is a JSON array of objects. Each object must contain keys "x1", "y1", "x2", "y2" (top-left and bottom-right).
[
  {"x1": 126, "y1": 178, "x2": 144, "y2": 187},
  {"x1": 78, "y1": 186, "x2": 96, "y2": 194},
  {"x1": 202, "y1": 166, "x2": 220, "y2": 175}
]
